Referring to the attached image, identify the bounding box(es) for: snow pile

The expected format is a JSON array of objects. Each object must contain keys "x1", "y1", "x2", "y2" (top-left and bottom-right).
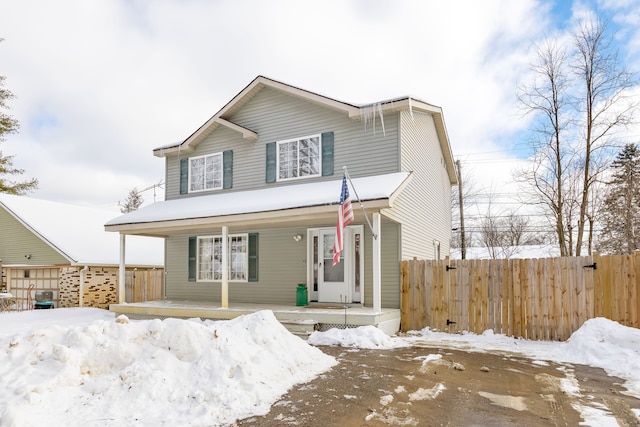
[
  {"x1": 308, "y1": 325, "x2": 410, "y2": 349},
  {"x1": 0, "y1": 309, "x2": 336, "y2": 427},
  {"x1": 1, "y1": 308, "x2": 639, "y2": 426},
  {"x1": 552, "y1": 317, "x2": 640, "y2": 395}
]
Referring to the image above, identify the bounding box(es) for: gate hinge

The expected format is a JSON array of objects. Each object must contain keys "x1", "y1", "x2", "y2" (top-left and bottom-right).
[
  {"x1": 446, "y1": 265, "x2": 456, "y2": 271},
  {"x1": 583, "y1": 263, "x2": 597, "y2": 270}
]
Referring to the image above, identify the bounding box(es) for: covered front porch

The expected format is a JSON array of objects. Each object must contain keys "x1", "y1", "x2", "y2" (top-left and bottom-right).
[
  {"x1": 105, "y1": 173, "x2": 411, "y2": 335},
  {"x1": 109, "y1": 300, "x2": 402, "y2": 336}
]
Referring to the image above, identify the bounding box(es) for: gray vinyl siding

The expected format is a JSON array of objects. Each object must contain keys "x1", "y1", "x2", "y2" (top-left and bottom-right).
[
  {"x1": 384, "y1": 110, "x2": 452, "y2": 260},
  {"x1": 165, "y1": 87, "x2": 400, "y2": 199},
  {"x1": 164, "y1": 220, "x2": 400, "y2": 307},
  {"x1": 362, "y1": 220, "x2": 400, "y2": 308},
  {"x1": 165, "y1": 228, "x2": 309, "y2": 304},
  {"x1": 0, "y1": 207, "x2": 70, "y2": 265}
]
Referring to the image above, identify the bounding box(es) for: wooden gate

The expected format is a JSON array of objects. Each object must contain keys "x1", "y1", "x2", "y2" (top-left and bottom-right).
[{"x1": 125, "y1": 269, "x2": 164, "y2": 303}]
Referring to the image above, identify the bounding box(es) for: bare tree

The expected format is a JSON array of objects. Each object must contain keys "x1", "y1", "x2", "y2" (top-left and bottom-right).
[
  {"x1": 476, "y1": 189, "x2": 531, "y2": 259},
  {"x1": 572, "y1": 18, "x2": 636, "y2": 255},
  {"x1": 515, "y1": 38, "x2": 573, "y2": 256},
  {"x1": 516, "y1": 16, "x2": 636, "y2": 256}
]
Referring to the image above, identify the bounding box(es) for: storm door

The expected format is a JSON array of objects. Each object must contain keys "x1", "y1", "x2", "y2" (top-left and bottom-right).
[{"x1": 308, "y1": 226, "x2": 363, "y2": 304}]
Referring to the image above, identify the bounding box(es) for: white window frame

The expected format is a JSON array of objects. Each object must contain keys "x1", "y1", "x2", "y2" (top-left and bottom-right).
[
  {"x1": 197, "y1": 233, "x2": 248, "y2": 282},
  {"x1": 189, "y1": 152, "x2": 223, "y2": 193},
  {"x1": 276, "y1": 134, "x2": 321, "y2": 182}
]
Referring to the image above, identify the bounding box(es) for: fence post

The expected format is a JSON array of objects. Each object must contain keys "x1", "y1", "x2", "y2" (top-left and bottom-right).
[
  {"x1": 583, "y1": 253, "x2": 595, "y2": 327},
  {"x1": 400, "y1": 260, "x2": 410, "y2": 331}
]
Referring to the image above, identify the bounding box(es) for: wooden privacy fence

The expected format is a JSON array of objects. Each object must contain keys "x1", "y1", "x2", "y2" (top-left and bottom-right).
[
  {"x1": 125, "y1": 269, "x2": 164, "y2": 303},
  {"x1": 400, "y1": 252, "x2": 640, "y2": 341}
]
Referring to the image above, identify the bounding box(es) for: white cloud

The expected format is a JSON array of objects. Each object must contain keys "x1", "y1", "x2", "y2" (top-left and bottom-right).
[{"x1": 1, "y1": 0, "x2": 638, "y2": 206}]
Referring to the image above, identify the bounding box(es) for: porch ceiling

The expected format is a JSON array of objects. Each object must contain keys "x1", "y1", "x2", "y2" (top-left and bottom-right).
[{"x1": 105, "y1": 172, "x2": 411, "y2": 237}]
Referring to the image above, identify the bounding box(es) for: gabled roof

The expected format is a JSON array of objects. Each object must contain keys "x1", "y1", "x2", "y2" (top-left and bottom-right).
[
  {"x1": 0, "y1": 194, "x2": 163, "y2": 266},
  {"x1": 153, "y1": 75, "x2": 457, "y2": 185},
  {"x1": 105, "y1": 172, "x2": 411, "y2": 236}
]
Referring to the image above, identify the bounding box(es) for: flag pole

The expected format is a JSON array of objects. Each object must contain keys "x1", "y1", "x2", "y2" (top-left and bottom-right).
[{"x1": 343, "y1": 166, "x2": 378, "y2": 239}]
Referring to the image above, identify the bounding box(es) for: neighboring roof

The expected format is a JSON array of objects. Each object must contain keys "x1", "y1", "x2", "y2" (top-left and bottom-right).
[
  {"x1": 0, "y1": 194, "x2": 163, "y2": 267},
  {"x1": 105, "y1": 172, "x2": 411, "y2": 236},
  {"x1": 152, "y1": 75, "x2": 457, "y2": 185}
]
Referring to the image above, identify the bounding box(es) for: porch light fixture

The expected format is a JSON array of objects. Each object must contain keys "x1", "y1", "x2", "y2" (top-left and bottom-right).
[{"x1": 293, "y1": 234, "x2": 303, "y2": 242}]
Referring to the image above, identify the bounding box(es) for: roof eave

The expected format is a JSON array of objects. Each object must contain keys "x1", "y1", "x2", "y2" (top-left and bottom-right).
[
  {"x1": 105, "y1": 199, "x2": 391, "y2": 237},
  {"x1": 154, "y1": 76, "x2": 362, "y2": 158}
]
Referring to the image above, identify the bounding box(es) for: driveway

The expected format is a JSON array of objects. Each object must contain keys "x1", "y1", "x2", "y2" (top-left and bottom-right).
[{"x1": 238, "y1": 344, "x2": 640, "y2": 426}]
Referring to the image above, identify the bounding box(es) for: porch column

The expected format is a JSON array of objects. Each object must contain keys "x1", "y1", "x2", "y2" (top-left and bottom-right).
[
  {"x1": 372, "y1": 212, "x2": 381, "y2": 313},
  {"x1": 221, "y1": 225, "x2": 229, "y2": 308},
  {"x1": 118, "y1": 233, "x2": 126, "y2": 304}
]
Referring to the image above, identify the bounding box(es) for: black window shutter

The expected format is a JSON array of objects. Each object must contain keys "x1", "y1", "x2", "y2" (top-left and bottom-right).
[
  {"x1": 180, "y1": 158, "x2": 189, "y2": 194},
  {"x1": 248, "y1": 233, "x2": 259, "y2": 282},
  {"x1": 321, "y1": 132, "x2": 334, "y2": 176},
  {"x1": 188, "y1": 236, "x2": 197, "y2": 282},
  {"x1": 265, "y1": 142, "x2": 276, "y2": 183},
  {"x1": 223, "y1": 150, "x2": 233, "y2": 189}
]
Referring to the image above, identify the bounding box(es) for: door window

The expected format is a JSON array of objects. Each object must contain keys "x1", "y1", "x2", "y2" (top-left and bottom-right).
[{"x1": 322, "y1": 233, "x2": 344, "y2": 282}]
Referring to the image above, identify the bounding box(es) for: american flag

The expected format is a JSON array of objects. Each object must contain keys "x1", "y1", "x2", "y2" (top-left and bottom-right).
[{"x1": 333, "y1": 175, "x2": 354, "y2": 265}]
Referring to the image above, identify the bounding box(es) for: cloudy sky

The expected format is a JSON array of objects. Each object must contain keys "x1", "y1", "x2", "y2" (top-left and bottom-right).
[{"x1": 1, "y1": 0, "x2": 639, "y2": 211}]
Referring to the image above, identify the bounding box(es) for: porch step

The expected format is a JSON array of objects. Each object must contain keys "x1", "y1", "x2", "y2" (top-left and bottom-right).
[{"x1": 280, "y1": 320, "x2": 319, "y2": 338}]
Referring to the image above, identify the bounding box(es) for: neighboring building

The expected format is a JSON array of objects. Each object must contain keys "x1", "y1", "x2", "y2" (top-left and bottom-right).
[
  {"x1": 0, "y1": 194, "x2": 163, "y2": 309},
  {"x1": 106, "y1": 76, "x2": 457, "y2": 333}
]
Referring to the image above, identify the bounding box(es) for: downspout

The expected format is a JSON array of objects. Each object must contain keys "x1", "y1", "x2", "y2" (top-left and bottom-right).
[{"x1": 79, "y1": 265, "x2": 89, "y2": 307}]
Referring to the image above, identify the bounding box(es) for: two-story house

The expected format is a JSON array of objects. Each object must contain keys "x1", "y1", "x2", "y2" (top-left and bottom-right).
[{"x1": 106, "y1": 76, "x2": 457, "y2": 334}]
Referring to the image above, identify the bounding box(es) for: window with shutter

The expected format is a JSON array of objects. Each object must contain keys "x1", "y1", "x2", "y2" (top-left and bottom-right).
[
  {"x1": 268, "y1": 132, "x2": 333, "y2": 182},
  {"x1": 192, "y1": 233, "x2": 253, "y2": 282}
]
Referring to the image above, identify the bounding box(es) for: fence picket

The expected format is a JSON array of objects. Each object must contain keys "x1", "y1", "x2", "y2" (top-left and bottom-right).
[{"x1": 511, "y1": 259, "x2": 522, "y2": 339}]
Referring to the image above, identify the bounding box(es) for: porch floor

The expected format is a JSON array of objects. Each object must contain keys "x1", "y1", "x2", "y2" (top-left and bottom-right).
[{"x1": 109, "y1": 300, "x2": 401, "y2": 335}]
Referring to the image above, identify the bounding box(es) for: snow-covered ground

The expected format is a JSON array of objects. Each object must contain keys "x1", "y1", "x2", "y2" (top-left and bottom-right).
[{"x1": 0, "y1": 308, "x2": 639, "y2": 426}]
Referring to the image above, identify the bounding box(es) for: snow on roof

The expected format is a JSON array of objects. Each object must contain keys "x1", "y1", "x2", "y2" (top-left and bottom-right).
[
  {"x1": 0, "y1": 194, "x2": 163, "y2": 266},
  {"x1": 106, "y1": 172, "x2": 410, "y2": 226}
]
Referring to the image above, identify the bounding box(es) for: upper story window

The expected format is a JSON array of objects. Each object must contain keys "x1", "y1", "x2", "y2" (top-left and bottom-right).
[
  {"x1": 189, "y1": 153, "x2": 223, "y2": 192},
  {"x1": 277, "y1": 135, "x2": 321, "y2": 181}
]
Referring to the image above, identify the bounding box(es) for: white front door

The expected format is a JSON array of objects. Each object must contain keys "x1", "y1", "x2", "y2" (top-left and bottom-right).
[{"x1": 317, "y1": 228, "x2": 350, "y2": 303}]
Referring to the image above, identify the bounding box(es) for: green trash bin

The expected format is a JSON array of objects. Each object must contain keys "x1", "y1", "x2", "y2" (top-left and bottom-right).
[{"x1": 296, "y1": 283, "x2": 308, "y2": 306}]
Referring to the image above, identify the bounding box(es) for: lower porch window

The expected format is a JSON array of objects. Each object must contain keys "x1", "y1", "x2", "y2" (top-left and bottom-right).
[{"x1": 197, "y1": 234, "x2": 248, "y2": 281}]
